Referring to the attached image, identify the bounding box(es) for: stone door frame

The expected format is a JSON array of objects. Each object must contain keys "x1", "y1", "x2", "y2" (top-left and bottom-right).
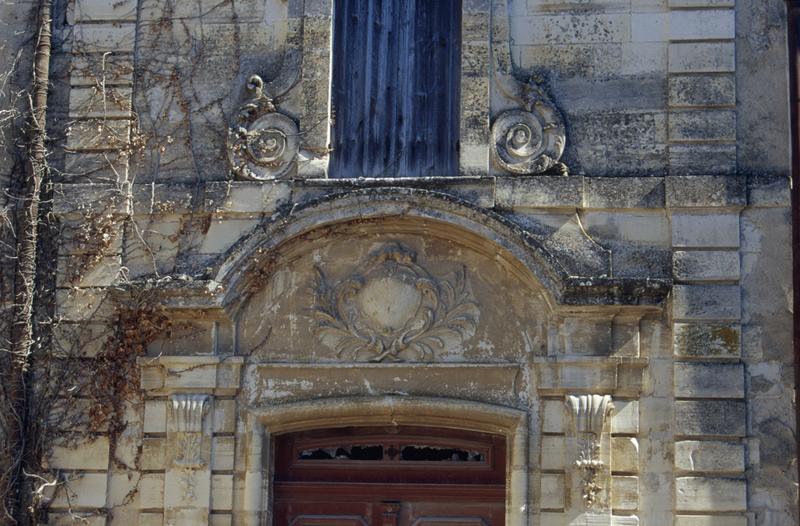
[{"x1": 240, "y1": 396, "x2": 529, "y2": 526}]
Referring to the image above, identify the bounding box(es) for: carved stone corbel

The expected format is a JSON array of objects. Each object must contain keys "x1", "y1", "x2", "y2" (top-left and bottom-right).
[
  {"x1": 565, "y1": 394, "x2": 614, "y2": 522},
  {"x1": 169, "y1": 394, "x2": 210, "y2": 467},
  {"x1": 227, "y1": 74, "x2": 300, "y2": 180},
  {"x1": 165, "y1": 394, "x2": 212, "y2": 523},
  {"x1": 491, "y1": 76, "x2": 567, "y2": 176}
]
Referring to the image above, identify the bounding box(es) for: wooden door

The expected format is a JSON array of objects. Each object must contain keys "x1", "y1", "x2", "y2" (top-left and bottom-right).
[{"x1": 273, "y1": 427, "x2": 505, "y2": 526}]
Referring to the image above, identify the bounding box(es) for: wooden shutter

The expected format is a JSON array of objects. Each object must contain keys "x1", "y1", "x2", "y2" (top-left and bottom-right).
[{"x1": 329, "y1": 0, "x2": 461, "y2": 178}]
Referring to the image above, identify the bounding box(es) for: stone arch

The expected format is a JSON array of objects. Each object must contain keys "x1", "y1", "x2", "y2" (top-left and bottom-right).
[
  {"x1": 213, "y1": 188, "x2": 629, "y2": 318},
  {"x1": 241, "y1": 396, "x2": 529, "y2": 526}
]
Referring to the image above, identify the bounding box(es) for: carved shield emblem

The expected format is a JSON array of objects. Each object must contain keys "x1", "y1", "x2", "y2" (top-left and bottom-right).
[{"x1": 311, "y1": 243, "x2": 479, "y2": 362}]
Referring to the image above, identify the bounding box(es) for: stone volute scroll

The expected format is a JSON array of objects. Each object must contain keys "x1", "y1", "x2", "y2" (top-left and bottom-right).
[
  {"x1": 564, "y1": 394, "x2": 615, "y2": 523},
  {"x1": 491, "y1": 75, "x2": 568, "y2": 176},
  {"x1": 310, "y1": 243, "x2": 480, "y2": 363},
  {"x1": 227, "y1": 74, "x2": 300, "y2": 180}
]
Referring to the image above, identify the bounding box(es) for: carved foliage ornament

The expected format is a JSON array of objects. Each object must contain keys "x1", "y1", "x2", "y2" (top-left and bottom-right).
[
  {"x1": 565, "y1": 394, "x2": 614, "y2": 510},
  {"x1": 491, "y1": 77, "x2": 567, "y2": 175},
  {"x1": 170, "y1": 394, "x2": 210, "y2": 468},
  {"x1": 311, "y1": 243, "x2": 479, "y2": 362},
  {"x1": 227, "y1": 74, "x2": 299, "y2": 180}
]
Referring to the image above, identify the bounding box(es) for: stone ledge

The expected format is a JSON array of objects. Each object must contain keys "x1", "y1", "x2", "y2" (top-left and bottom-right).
[
  {"x1": 534, "y1": 357, "x2": 648, "y2": 396},
  {"x1": 50, "y1": 175, "x2": 786, "y2": 219},
  {"x1": 138, "y1": 356, "x2": 244, "y2": 395}
]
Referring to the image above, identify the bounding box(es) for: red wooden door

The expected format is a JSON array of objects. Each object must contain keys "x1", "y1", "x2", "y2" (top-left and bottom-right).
[{"x1": 273, "y1": 427, "x2": 505, "y2": 526}]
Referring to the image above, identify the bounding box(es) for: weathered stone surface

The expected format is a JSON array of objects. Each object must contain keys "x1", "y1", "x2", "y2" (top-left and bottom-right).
[
  {"x1": 675, "y1": 477, "x2": 746, "y2": 512},
  {"x1": 69, "y1": 86, "x2": 132, "y2": 118},
  {"x1": 71, "y1": 23, "x2": 136, "y2": 53},
  {"x1": 673, "y1": 251, "x2": 740, "y2": 282},
  {"x1": 668, "y1": 144, "x2": 737, "y2": 176},
  {"x1": 671, "y1": 212, "x2": 739, "y2": 248},
  {"x1": 540, "y1": 473, "x2": 566, "y2": 509},
  {"x1": 672, "y1": 285, "x2": 741, "y2": 321},
  {"x1": 143, "y1": 400, "x2": 167, "y2": 433},
  {"x1": 65, "y1": 119, "x2": 131, "y2": 151},
  {"x1": 668, "y1": 42, "x2": 735, "y2": 73},
  {"x1": 674, "y1": 441, "x2": 745, "y2": 473},
  {"x1": 668, "y1": 9, "x2": 735, "y2": 40},
  {"x1": 495, "y1": 176, "x2": 582, "y2": 209},
  {"x1": 49, "y1": 437, "x2": 110, "y2": 470},
  {"x1": 674, "y1": 516, "x2": 746, "y2": 526},
  {"x1": 674, "y1": 363, "x2": 744, "y2": 398},
  {"x1": 668, "y1": 110, "x2": 736, "y2": 142},
  {"x1": 748, "y1": 176, "x2": 791, "y2": 207},
  {"x1": 51, "y1": 473, "x2": 109, "y2": 509},
  {"x1": 669, "y1": 75, "x2": 736, "y2": 107},
  {"x1": 583, "y1": 178, "x2": 664, "y2": 209},
  {"x1": 666, "y1": 176, "x2": 746, "y2": 208},
  {"x1": 612, "y1": 401, "x2": 639, "y2": 434},
  {"x1": 612, "y1": 437, "x2": 639, "y2": 473},
  {"x1": 675, "y1": 400, "x2": 746, "y2": 437},
  {"x1": 211, "y1": 474, "x2": 233, "y2": 511},
  {"x1": 541, "y1": 435, "x2": 566, "y2": 471},
  {"x1": 673, "y1": 322, "x2": 741, "y2": 358},
  {"x1": 612, "y1": 476, "x2": 639, "y2": 510}
]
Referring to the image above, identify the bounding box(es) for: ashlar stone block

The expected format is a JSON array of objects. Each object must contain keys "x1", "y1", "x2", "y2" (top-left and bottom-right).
[
  {"x1": 675, "y1": 400, "x2": 746, "y2": 437},
  {"x1": 611, "y1": 437, "x2": 639, "y2": 473},
  {"x1": 49, "y1": 436, "x2": 110, "y2": 470},
  {"x1": 51, "y1": 473, "x2": 108, "y2": 509},
  {"x1": 672, "y1": 285, "x2": 741, "y2": 321},
  {"x1": 673, "y1": 322, "x2": 741, "y2": 358},
  {"x1": 674, "y1": 441, "x2": 745, "y2": 473},
  {"x1": 211, "y1": 474, "x2": 233, "y2": 511},
  {"x1": 673, "y1": 250, "x2": 740, "y2": 282},
  {"x1": 674, "y1": 362, "x2": 744, "y2": 398},
  {"x1": 669, "y1": 75, "x2": 736, "y2": 107},
  {"x1": 671, "y1": 212, "x2": 739, "y2": 248},
  {"x1": 675, "y1": 477, "x2": 746, "y2": 512},
  {"x1": 541, "y1": 435, "x2": 566, "y2": 471},
  {"x1": 540, "y1": 473, "x2": 565, "y2": 510},
  {"x1": 611, "y1": 476, "x2": 639, "y2": 511},
  {"x1": 143, "y1": 400, "x2": 167, "y2": 433},
  {"x1": 674, "y1": 515, "x2": 746, "y2": 526},
  {"x1": 612, "y1": 400, "x2": 639, "y2": 434},
  {"x1": 668, "y1": 42, "x2": 735, "y2": 73},
  {"x1": 668, "y1": 10, "x2": 734, "y2": 41}
]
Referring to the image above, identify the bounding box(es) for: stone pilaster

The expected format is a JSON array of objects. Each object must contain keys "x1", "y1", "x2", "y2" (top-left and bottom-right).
[
  {"x1": 668, "y1": 178, "x2": 748, "y2": 525},
  {"x1": 138, "y1": 356, "x2": 243, "y2": 526}
]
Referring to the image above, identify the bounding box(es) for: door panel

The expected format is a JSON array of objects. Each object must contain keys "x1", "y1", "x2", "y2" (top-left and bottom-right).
[
  {"x1": 274, "y1": 427, "x2": 505, "y2": 526},
  {"x1": 274, "y1": 501, "x2": 373, "y2": 526}
]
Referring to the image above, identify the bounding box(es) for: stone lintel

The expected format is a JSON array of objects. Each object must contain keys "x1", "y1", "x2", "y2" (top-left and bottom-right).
[
  {"x1": 535, "y1": 358, "x2": 648, "y2": 396},
  {"x1": 138, "y1": 356, "x2": 244, "y2": 395}
]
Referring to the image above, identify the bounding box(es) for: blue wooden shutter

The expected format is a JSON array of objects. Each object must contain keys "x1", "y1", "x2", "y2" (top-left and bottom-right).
[{"x1": 329, "y1": 0, "x2": 461, "y2": 178}]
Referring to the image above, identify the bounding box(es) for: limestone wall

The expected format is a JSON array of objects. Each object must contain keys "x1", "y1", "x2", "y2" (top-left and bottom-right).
[{"x1": 25, "y1": 0, "x2": 800, "y2": 525}]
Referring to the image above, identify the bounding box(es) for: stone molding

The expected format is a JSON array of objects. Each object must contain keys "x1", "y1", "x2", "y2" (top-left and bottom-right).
[
  {"x1": 204, "y1": 189, "x2": 668, "y2": 310},
  {"x1": 51, "y1": 175, "x2": 788, "y2": 220},
  {"x1": 138, "y1": 356, "x2": 244, "y2": 395},
  {"x1": 535, "y1": 358, "x2": 647, "y2": 397},
  {"x1": 241, "y1": 396, "x2": 528, "y2": 526}
]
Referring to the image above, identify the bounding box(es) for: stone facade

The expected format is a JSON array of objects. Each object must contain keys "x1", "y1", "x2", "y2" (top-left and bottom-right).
[{"x1": 4, "y1": 0, "x2": 796, "y2": 525}]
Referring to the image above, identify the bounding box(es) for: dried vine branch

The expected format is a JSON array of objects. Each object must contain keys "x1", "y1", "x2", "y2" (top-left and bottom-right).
[{"x1": 5, "y1": 1, "x2": 53, "y2": 524}]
